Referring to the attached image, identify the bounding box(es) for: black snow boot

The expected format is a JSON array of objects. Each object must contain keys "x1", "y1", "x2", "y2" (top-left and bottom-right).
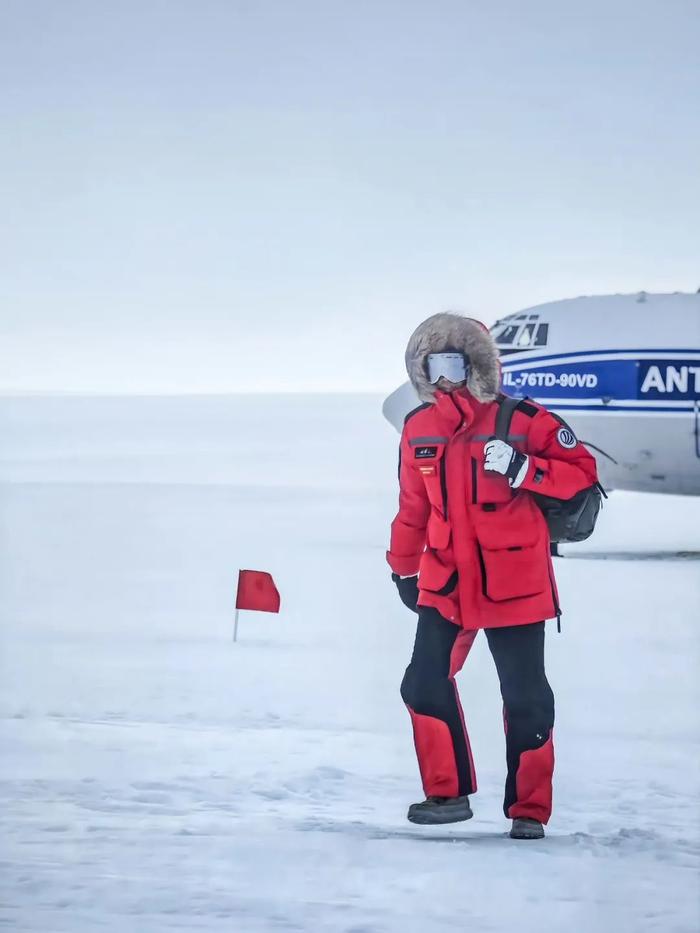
[
  {"x1": 510, "y1": 817, "x2": 545, "y2": 839},
  {"x1": 407, "y1": 795, "x2": 473, "y2": 825}
]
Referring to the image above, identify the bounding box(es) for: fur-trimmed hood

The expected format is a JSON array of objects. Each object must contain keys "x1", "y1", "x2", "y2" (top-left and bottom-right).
[{"x1": 405, "y1": 312, "x2": 501, "y2": 403}]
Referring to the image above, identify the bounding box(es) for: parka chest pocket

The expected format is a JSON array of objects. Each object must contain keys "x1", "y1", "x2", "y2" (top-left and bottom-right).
[
  {"x1": 469, "y1": 440, "x2": 515, "y2": 506},
  {"x1": 410, "y1": 438, "x2": 448, "y2": 514}
]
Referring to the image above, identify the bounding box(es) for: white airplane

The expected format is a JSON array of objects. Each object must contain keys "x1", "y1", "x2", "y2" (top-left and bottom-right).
[{"x1": 383, "y1": 291, "x2": 700, "y2": 496}]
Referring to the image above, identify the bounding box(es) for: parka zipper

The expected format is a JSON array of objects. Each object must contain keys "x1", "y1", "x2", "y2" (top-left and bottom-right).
[
  {"x1": 441, "y1": 420, "x2": 468, "y2": 518},
  {"x1": 440, "y1": 456, "x2": 448, "y2": 519}
]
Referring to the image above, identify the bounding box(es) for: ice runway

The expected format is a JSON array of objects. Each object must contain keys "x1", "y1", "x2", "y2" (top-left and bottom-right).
[{"x1": 1, "y1": 395, "x2": 699, "y2": 932}]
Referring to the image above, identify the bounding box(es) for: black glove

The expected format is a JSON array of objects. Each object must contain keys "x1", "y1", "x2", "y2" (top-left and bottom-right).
[{"x1": 391, "y1": 573, "x2": 419, "y2": 613}]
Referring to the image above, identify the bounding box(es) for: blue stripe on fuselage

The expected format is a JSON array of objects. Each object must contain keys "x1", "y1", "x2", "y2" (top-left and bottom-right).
[
  {"x1": 540, "y1": 403, "x2": 694, "y2": 413},
  {"x1": 501, "y1": 353, "x2": 700, "y2": 402},
  {"x1": 498, "y1": 347, "x2": 700, "y2": 366}
]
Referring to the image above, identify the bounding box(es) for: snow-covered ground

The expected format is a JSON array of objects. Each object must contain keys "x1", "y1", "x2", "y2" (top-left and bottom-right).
[{"x1": 1, "y1": 394, "x2": 698, "y2": 933}]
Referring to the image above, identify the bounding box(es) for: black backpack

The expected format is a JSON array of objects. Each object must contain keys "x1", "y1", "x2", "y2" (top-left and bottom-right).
[{"x1": 495, "y1": 395, "x2": 607, "y2": 544}]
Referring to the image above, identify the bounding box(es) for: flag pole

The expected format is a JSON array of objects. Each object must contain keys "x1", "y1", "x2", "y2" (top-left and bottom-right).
[{"x1": 233, "y1": 608, "x2": 240, "y2": 643}]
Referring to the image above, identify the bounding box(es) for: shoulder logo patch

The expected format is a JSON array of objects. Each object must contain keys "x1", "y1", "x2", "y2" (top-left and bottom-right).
[
  {"x1": 557, "y1": 427, "x2": 577, "y2": 449},
  {"x1": 414, "y1": 446, "x2": 438, "y2": 459}
]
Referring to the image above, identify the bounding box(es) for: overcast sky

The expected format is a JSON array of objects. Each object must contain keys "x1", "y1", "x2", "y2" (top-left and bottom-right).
[{"x1": 1, "y1": 0, "x2": 698, "y2": 394}]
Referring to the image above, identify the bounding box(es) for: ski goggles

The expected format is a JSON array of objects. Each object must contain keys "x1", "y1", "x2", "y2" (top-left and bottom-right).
[{"x1": 426, "y1": 352, "x2": 469, "y2": 384}]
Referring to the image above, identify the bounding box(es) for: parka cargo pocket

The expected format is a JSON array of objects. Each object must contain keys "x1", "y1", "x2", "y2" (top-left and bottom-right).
[
  {"x1": 427, "y1": 512, "x2": 451, "y2": 550},
  {"x1": 476, "y1": 523, "x2": 548, "y2": 602},
  {"x1": 419, "y1": 550, "x2": 458, "y2": 596}
]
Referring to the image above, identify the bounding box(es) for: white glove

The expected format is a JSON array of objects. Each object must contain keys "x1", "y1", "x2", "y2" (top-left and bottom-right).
[{"x1": 483, "y1": 439, "x2": 529, "y2": 489}]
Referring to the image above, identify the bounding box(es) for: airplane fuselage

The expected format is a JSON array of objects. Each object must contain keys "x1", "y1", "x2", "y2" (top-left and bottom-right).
[{"x1": 383, "y1": 292, "x2": 700, "y2": 495}]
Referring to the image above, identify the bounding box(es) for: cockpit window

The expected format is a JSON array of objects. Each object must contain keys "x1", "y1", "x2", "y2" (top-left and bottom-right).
[
  {"x1": 518, "y1": 323, "x2": 537, "y2": 346},
  {"x1": 533, "y1": 323, "x2": 548, "y2": 346},
  {"x1": 492, "y1": 324, "x2": 519, "y2": 345},
  {"x1": 491, "y1": 319, "x2": 549, "y2": 349}
]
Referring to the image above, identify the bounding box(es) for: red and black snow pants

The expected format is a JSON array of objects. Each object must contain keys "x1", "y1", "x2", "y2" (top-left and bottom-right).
[{"x1": 400, "y1": 607, "x2": 555, "y2": 823}]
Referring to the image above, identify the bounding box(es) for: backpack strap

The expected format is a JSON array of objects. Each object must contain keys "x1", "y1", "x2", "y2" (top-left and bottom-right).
[{"x1": 494, "y1": 395, "x2": 522, "y2": 441}]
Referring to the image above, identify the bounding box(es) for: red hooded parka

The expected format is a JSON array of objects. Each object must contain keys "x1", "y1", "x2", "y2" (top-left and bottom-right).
[{"x1": 386, "y1": 317, "x2": 599, "y2": 629}]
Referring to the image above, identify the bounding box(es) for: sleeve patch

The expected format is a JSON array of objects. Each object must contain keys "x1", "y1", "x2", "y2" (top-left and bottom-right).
[{"x1": 557, "y1": 427, "x2": 578, "y2": 449}]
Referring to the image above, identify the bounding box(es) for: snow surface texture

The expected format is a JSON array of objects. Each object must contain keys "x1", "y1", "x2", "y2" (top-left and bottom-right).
[{"x1": 1, "y1": 395, "x2": 699, "y2": 933}]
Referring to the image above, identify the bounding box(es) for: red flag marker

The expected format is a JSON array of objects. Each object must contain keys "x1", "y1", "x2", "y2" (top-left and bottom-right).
[{"x1": 234, "y1": 570, "x2": 281, "y2": 641}]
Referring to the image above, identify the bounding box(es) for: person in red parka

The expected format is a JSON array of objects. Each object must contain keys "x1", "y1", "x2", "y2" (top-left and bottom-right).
[{"x1": 387, "y1": 312, "x2": 598, "y2": 839}]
